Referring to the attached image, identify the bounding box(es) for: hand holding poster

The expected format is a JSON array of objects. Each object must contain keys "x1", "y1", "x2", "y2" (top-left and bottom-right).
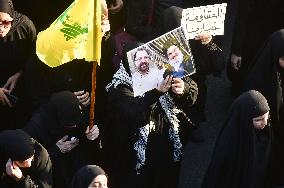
[
  {"x1": 181, "y1": 3, "x2": 227, "y2": 40},
  {"x1": 127, "y1": 27, "x2": 195, "y2": 97}
]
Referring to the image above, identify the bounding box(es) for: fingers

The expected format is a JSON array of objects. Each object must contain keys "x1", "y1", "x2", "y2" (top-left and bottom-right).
[
  {"x1": 6, "y1": 159, "x2": 13, "y2": 175},
  {"x1": 108, "y1": 5, "x2": 120, "y2": 14},
  {"x1": 156, "y1": 75, "x2": 173, "y2": 93},
  {"x1": 8, "y1": 82, "x2": 15, "y2": 93},
  {"x1": 171, "y1": 78, "x2": 184, "y2": 94},
  {"x1": 6, "y1": 158, "x2": 12, "y2": 168},
  {"x1": 0, "y1": 92, "x2": 12, "y2": 107},
  {"x1": 85, "y1": 126, "x2": 90, "y2": 134},
  {"x1": 66, "y1": 139, "x2": 79, "y2": 152},
  {"x1": 171, "y1": 85, "x2": 184, "y2": 94},
  {"x1": 231, "y1": 62, "x2": 239, "y2": 70},
  {"x1": 0, "y1": 88, "x2": 12, "y2": 107},
  {"x1": 3, "y1": 80, "x2": 10, "y2": 90},
  {"x1": 101, "y1": 19, "x2": 110, "y2": 35},
  {"x1": 86, "y1": 125, "x2": 100, "y2": 140},
  {"x1": 163, "y1": 75, "x2": 173, "y2": 88},
  {"x1": 4, "y1": 78, "x2": 15, "y2": 93},
  {"x1": 69, "y1": 139, "x2": 80, "y2": 146},
  {"x1": 60, "y1": 135, "x2": 68, "y2": 143},
  {"x1": 57, "y1": 136, "x2": 79, "y2": 153},
  {"x1": 74, "y1": 90, "x2": 84, "y2": 96},
  {"x1": 81, "y1": 92, "x2": 90, "y2": 106},
  {"x1": 165, "y1": 75, "x2": 173, "y2": 87},
  {"x1": 101, "y1": 0, "x2": 108, "y2": 16},
  {"x1": 195, "y1": 33, "x2": 212, "y2": 44},
  {"x1": 231, "y1": 54, "x2": 242, "y2": 70},
  {"x1": 74, "y1": 91, "x2": 90, "y2": 106},
  {"x1": 75, "y1": 91, "x2": 89, "y2": 100}
]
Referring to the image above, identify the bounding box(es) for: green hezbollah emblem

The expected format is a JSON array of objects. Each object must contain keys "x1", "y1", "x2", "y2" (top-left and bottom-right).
[{"x1": 55, "y1": 1, "x2": 88, "y2": 41}]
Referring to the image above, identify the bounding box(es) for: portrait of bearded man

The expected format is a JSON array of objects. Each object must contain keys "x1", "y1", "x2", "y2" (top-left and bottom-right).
[
  {"x1": 164, "y1": 45, "x2": 186, "y2": 78},
  {"x1": 131, "y1": 48, "x2": 163, "y2": 97}
]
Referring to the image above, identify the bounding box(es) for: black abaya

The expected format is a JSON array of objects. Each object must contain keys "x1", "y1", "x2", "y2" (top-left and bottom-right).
[
  {"x1": 0, "y1": 0, "x2": 36, "y2": 131},
  {"x1": 244, "y1": 29, "x2": 284, "y2": 186},
  {"x1": 23, "y1": 91, "x2": 100, "y2": 187},
  {"x1": 202, "y1": 90, "x2": 271, "y2": 188}
]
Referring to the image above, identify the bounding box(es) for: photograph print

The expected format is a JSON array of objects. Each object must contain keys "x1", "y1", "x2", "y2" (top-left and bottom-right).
[{"x1": 127, "y1": 26, "x2": 195, "y2": 97}]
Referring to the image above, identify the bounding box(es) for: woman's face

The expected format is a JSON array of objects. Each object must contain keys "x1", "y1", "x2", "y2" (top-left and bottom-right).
[
  {"x1": 252, "y1": 112, "x2": 269, "y2": 129},
  {"x1": 88, "y1": 175, "x2": 108, "y2": 188},
  {"x1": 13, "y1": 155, "x2": 34, "y2": 168},
  {"x1": 0, "y1": 12, "x2": 13, "y2": 37},
  {"x1": 279, "y1": 56, "x2": 284, "y2": 69}
]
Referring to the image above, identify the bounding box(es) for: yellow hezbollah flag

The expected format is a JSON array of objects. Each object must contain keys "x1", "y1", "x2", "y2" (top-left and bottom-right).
[{"x1": 36, "y1": 0, "x2": 101, "y2": 68}]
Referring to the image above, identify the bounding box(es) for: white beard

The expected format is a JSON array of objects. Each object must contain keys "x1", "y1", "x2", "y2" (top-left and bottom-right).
[{"x1": 169, "y1": 53, "x2": 183, "y2": 72}]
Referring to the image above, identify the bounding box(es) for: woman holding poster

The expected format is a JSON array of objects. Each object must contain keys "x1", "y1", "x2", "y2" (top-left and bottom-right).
[{"x1": 104, "y1": 42, "x2": 198, "y2": 188}]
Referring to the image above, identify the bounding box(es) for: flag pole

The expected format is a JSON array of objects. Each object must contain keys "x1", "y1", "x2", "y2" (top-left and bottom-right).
[
  {"x1": 89, "y1": 62, "x2": 97, "y2": 129},
  {"x1": 89, "y1": 0, "x2": 101, "y2": 129}
]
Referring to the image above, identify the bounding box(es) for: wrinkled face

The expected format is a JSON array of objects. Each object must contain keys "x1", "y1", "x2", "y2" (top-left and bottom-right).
[
  {"x1": 167, "y1": 45, "x2": 183, "y2": 62},
  {"x1": 252, "y1": 112, "x2": 269, "y2": 129},
  {"x1": 13, "y1": 155, "x2": 34, "y2": 168},
  {"x1": 88, "y1": 175, "x2": 108, "y2": 188},
  {"x1": 0, "y1": 12, "x2": 13, "y2": 37},
  {"x1": 134, "y1": 50, "x2": 150, "y2": 73},
  {"x1": 279, "y1": 56, "x2": 284, "y2": 69}
]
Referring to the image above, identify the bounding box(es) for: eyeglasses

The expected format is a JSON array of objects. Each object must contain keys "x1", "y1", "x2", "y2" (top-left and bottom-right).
[
  {"x1": 135, "y1": 56, "x2": 150, "y2": 62},
  {"x1": 0, "y1": 20, "x2": 13, "y2": 28}
]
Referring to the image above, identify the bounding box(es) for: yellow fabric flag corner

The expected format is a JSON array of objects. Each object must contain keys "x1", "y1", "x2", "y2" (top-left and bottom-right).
[{"x1": 36, "y1": 0, "x2": 102, "y2": 68}]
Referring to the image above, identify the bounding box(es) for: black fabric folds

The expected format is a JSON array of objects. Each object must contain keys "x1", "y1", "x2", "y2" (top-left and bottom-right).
[
  {"x1": 24, "y1": 91, "x2": 84, "y2": 148},
  {"x1": 47, "y1": 90, "x2": 82, "y2": 126},
  {"x1": 0, "y1": 0, "x2": 12, "y2": 15},
  {"x1": 244, "y1": 29, "x2": 284, "y2": 126},
  {"x1": 202, "y1": 90, "x2": 271, "y2": 188},
  {"x1": 243, "y1": 29, "x2": 284, "y2": 186}
]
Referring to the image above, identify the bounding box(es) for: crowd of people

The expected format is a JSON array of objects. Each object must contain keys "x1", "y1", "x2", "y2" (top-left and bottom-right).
[{"x1": 0, "y1": 0, "x2": 283, "y2": 187}]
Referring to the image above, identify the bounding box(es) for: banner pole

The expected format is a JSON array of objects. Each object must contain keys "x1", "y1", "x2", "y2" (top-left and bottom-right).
[{"x1": 89, "y1": 0, "x2": 101, "y2": 128}]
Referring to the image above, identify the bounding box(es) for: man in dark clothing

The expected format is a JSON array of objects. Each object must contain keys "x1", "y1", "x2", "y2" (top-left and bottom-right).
[{"x1": 0, "y1": 129, "x2": 52, "y2": 188}]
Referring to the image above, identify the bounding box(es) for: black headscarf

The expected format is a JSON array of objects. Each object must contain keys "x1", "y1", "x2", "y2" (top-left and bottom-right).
[
  {"x1": 244, "y1": 29, "x2": 284, "y2": 127},
  {"x1": 0, "y1": 0, "x2": 13, "y2": 15},
  {"x1": 0, "y1": 129, "x2": 34, "y2": 162},
  {"x1": 202, "y1": 90, "x2": 271, "y2": 188},
  {"x1": 24, "y1": 91, "x2": 85, "y2": 147},
  {"x1": 70, "y1": 165, "x2": 106, "y2": 188},
  {"x1": 0, "y1": 0, "x2": 25, "y2": 32},
  {"x1": 46, "y1": 90, "x2": 82, "y2": 126}
]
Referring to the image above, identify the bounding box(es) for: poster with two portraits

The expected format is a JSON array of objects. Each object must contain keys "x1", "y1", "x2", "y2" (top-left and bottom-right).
[{"x1": 127, "y1": 3, "x2": 227, "y2": 97}]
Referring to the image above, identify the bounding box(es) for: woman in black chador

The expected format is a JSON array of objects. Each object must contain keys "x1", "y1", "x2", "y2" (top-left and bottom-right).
[
  {"x1": 0, "y1": 0, "x2": 36, "y2": 130},
  {"x1": 104, "y1": 42, "x2": 198, "y2": 188},
  {"x1": 243, "y1": 29, "x2": 284, "y2": 187},
  {"x1": 71, "y1": 165, "x2": 108, "y2": 188},
  {"x1": 23, "y1": 91, "x2": 100, "y2": 187},
  {"x1": 202, "y1": 90, "x2": 271, "y2": 188},
  {"x1": 0, "y1": 129, "x2": 52, "y2": 188}
]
